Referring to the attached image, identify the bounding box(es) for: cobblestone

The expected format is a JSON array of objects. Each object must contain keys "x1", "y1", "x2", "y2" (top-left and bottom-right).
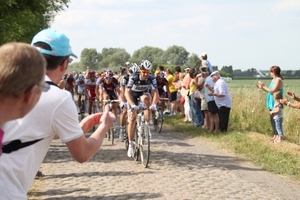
[{"x1": 29, "y1": 128, "x2": 300, "y2": 200}]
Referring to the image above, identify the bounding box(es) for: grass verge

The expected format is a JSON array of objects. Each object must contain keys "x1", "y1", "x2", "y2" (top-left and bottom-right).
[{"x1": 164, "y1": 115, "x2": 300, "y2": 182}]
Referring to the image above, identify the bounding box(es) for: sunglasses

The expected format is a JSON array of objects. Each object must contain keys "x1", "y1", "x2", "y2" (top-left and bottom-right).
[{"x1": 140, "y1": 70, "x2": 150, "y2": 74}]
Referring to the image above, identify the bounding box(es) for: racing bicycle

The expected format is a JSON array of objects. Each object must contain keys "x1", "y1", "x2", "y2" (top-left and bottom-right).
[
  {"x1": 132, "y1": 106, "x2": 151, "y2": 168},
  {"x1": 101, "y1": 99, "x2": 120, "y2": 145},
  {"x1": 152, "y1": 98, "x2": 169, "y2": 133}
]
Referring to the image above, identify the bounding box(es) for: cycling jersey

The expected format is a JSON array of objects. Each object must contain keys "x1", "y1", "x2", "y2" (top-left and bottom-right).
[
  {"x1": 121, "y1": 74, "x2": 129, "y2": 87},
  {"x1": 126, "y1": 72, "x2": 157, "y2": 106},
  {"x1": 96, "y1": 77, "x2": 103, "y2": 86},
  {"x1": 156, "y1": 77, "x2": 168, "y2": 96},
  {"x1": 100, "y1": 77, "x2": 120, "y2": 100},
  {"x1": 126, "y1": 72, "x2": 157, "y2": 92},
  {"x1": 75, "y1": 79, "x2": 85, "y2": 94},
  {"x1": 85, "y1": 79, "x2": 96, "y2": 99},
  {"x1": 101, "y1": 77, "x2": 119, "y2": 92}
]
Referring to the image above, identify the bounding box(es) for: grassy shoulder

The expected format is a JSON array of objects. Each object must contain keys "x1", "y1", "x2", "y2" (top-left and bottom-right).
[{"x1": 164, "y1": 115, "x2": 300, "y2": 182}]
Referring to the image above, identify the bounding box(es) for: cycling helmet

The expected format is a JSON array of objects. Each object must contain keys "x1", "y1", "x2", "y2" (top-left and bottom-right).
[
  {"x1": 88, "y1": 70, "x2": 96, "y2": 76},
  {"x1": 105, "y1": 69, "x2": 114, "y2": 77},
  {"x1": 157, "y1": 71, "x2": 165, "y2": 79},
  {"x1": 139, "y1": 60, "x2": 152, "y2": 71},
  {"x1": 125, "y1": 61, "x2": 130, "y2": 66},
  {"x1": 128, "y1": 63, "x2": 140, "y2": 75},
  {"x1": 78, "y1": 74, "x2": 85, "y2": 81}
]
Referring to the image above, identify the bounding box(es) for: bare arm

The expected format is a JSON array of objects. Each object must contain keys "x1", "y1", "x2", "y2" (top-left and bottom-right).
[{"x1": 65, "y1": 105, "x2": 116, "y2": 163}]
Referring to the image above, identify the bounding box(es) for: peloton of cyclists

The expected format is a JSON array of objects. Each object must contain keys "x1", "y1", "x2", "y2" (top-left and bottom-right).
[
  {"x1": 98, "y1": 69, "x2": 121, "y2": 118},
  {"x1": 125, "y1": 60, "x2": 159, "y2": 157}
]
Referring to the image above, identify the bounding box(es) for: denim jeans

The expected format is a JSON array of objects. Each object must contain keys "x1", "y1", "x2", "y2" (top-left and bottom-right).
[
  {"x1": 190, "y1": 94, "x2": 203, "y2": 126},
  {"x1": 274, "y1": 117, "x2": 284, "y2": 137}
]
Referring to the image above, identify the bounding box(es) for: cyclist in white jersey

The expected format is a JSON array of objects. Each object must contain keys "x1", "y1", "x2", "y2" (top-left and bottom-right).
[
  {"x1": 119, "y1": 63, "x2": 140, "y2": 142},
  {"x1": 125, "y1": 60, "x2": 158, "y2": 157},
  {"x1": 75, "y1": 74, "x2": 85, "y2": 112}
]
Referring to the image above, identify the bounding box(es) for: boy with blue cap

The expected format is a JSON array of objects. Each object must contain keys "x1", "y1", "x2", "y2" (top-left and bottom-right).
[{"x1": 0, "y1": 29, "x2": 116, "y2": 199}]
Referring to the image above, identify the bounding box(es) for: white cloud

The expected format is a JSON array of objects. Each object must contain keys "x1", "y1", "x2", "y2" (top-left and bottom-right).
[{"x1": 271, "y1": 0, "x2": 300, "y2": 11}]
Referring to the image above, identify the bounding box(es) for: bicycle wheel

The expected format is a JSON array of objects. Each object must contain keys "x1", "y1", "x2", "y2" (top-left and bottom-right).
[
  {"x1": 92, "y1": 100, "x2": 97, "y2": 131},
  {"x1": 134, "y1": 123, "x2": 139, "y2": 161},
  {"x1": 152, "y1": 111, "x2": 158, "y2": 131},
  {"x1": 107, "y1": 129, "x2": 111, "y2": 141},
  {"x1": 157, "y1": 110, "x2": 164, "y2": 133},
  {"x1": 111, "y1": 127, "x2": 114, "y2": 145},
  {"x1": 140, "y1": 125, "x2": 150, "y2": 168},
  {"x1": 80, "y1": 99, "x2": 85, "y2": 121}
]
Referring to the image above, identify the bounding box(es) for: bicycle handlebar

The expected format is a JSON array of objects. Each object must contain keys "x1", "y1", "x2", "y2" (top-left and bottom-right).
[
  {"x1": 101, "y1": 99, "x2": 121, "y2": 103},
  {"x1": 159, "y1": 98, "x2": 170, "y2": 101}
]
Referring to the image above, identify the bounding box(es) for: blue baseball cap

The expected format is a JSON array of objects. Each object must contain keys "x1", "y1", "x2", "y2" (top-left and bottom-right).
[{"x1": 31, "y1": 29, "x2": 77, "y2": 58}]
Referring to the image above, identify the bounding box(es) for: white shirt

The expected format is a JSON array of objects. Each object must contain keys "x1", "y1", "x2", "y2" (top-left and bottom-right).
[
  {"x1": 0, "y1": 75, "x2": 83, "y2": 199},
  {"x1": 213, "y1": 78, "x2": 232, "y2": 108}
]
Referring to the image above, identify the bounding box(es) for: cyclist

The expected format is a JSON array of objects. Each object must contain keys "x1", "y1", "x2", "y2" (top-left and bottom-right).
[
  {"x1": 95, "y1": 70, "x2": 106, "y2": 107},
  {"x1": 65, "y1": 73, "x2": 75, "y2": 98},
  {"x1": 99, "y1": 69, "x2": 121, "y2": 117},
  {"x1": 119, "y1": 63, "x2": 140, "y2": 142},
  {"x1": 75, "y1": 74, "x2": 86, "y2": 113},
  {"x1": 156, "y1": 71, "x2": 170, "y2": 113},
  {"x1": 84, "y1": 70, "x2": 97, "y2": 115},
  {"x1": 125, "y1": 60, "x2": 158, "y2": 157}
]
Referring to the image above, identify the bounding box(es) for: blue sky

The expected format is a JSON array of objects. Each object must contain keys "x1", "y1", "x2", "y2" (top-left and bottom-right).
[{"x1": 51, "y1": 0, "x2": 300, "y2": 71}]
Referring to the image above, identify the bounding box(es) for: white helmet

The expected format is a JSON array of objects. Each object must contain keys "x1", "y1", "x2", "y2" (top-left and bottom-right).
[
  {"x1": 128, "y1": 63, "x2": 140, "y2": 75},
  {"x1": 139, "y1": 60, "x2": 152, "y2": 71},
  {"x1": 125, "y1": 61, "x2": 130, "y2": 66}
]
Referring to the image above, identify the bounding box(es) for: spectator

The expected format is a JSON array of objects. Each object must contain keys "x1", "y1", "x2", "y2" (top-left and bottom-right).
[
  {"x1": 198, "y1": 67, "x2": 210, "y2": 129},
  {"x1": 269, "y1": 91, "x2": 284, "y2": 143},
  {"x1": 0, "y1": 29, "x2": 116, "y2": 199},
  {"x1": 256, "y1": 65, "x2": 283, "y2": 142},
  {"x1": 173, "y1": 66, "x2": 185, "y2": 116},
  {"x1": 166, "y1": 68, "x2": 178, "y2": 115},
  {"x1": 207, "y1": 71, "x2": 232, "y2": 132},
  {"x1": 0, "y1": 42, "x2": 47, "y2": 150},
  {"x1": 182, "y1": 67, "x2": 192, "y2": 122},
  {"x1": 204, "y1": 69, "x2": 219, "y2": 132},
  {"x1": 190, "y1": 68, "x2": 204, "y2": 127},
  {"x1": 200, "y1": 52, "x2": 213, "y2": 74},
  {"x1": 281, "y1": 91, "x2": 300, "y2": 150}
]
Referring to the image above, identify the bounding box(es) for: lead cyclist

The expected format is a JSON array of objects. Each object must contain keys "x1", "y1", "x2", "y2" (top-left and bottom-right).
[{"x1": 124, "y1": 60, "x2": 158, "y2": 158}]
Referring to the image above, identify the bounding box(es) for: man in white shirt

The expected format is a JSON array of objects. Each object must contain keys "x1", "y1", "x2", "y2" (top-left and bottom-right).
[{"x1": 0, "y1": 29, "x2": 116, "y2": 199}]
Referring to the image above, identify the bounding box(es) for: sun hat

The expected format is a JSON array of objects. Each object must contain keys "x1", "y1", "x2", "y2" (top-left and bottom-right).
[
  {"x1": 201, "y1": 52, "x2": 207, "y2": 57},
  {"x1": 185, "y1": 67, "x2": 190, "y2": 71},
  {"x1": 210, "y1": 71, "x2": 220, "y2": 77},
  {"x1": 31, "y1": 29, "x2": 77, "y2": 58}
]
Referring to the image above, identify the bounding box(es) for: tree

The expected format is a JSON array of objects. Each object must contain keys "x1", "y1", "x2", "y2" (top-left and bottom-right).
[
  {"x1": 80, "y1": 48, "x2": 101, "y2": 71},
  {"x1": 187, "y1": 53, "x2": 201, "y2": 69},
  {"x1": 221, "y1": 66, "x2": 233, "y2": 75},
  {"x1": 131, "y1": 46, "x2": 164, "y2": 64},
  {"x1": 0, "y1": 0, "x2": 70, "y2": 45},
  {"x1": 162, "y1": 45, "x2": 189, "y2": 66},
  {"x1": 99, "y1": 47, "x2": 130, "y2": 70}
]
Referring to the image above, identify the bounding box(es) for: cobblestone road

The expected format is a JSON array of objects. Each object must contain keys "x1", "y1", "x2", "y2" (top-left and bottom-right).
[{"x1": 29, "y1": 126, "x2": 300, "y2": 200}]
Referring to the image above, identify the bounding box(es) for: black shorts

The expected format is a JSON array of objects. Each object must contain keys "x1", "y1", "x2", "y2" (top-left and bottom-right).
[
  {"x1": 158, "y1": 88, "x2": 166, "y2": 96},
  {"x1": 130, "y1": 91, "x2": 150, "y2": 105},
  {"x1": 106, "y1": 90, "x2": 117, "y2": 100},
  {"x1": 208, "y1": 101, "x2": 219, "y2": 114},
  {"x1": 170, "y1": 91, "x2": 177, "y2": 102}
]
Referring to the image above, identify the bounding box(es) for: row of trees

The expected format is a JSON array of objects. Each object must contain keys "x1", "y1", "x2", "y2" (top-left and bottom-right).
[{"x1": 69, "y1": 45, "x2": 203, "y2": 73}]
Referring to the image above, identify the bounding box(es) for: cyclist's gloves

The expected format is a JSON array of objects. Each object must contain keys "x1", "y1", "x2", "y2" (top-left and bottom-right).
[
  {"x1": 121, "y1": 102, "x2": 128, "y2": 109},
  {"x1": 131, "y1": 105, "x2": 139, "y2": 111},
  {"x1": 149, "y1": 104, "x2": 157, "y2": 110}
]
